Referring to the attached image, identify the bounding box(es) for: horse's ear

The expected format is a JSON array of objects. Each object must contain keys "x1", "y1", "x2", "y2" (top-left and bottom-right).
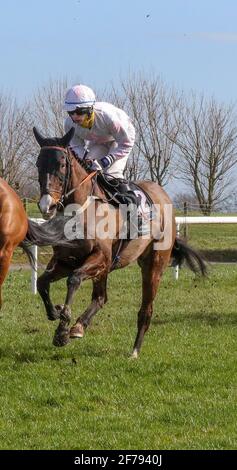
[
  {"x1": 60, "y1": 127, "x2": 75, "y2": 147},
  {"x1": 33, "y1": 127, "x2": 46, "y2": 147}
]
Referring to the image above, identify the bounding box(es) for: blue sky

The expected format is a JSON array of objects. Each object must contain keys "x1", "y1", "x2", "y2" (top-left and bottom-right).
[{"x1": 1, "y1": 0, "x2": 237, "y2": 105}]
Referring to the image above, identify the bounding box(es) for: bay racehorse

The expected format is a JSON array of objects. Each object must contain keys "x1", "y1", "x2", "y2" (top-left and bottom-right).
[
  {"x1": 26, "y1": 127, "x2": 206, "y2": 357},
  {"x1": 0, "y1": 177, "x2": 34, "y2": 307}
]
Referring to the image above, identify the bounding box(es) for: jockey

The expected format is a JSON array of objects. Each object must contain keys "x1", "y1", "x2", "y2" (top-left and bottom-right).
[
  {"x1": 63, "y1": 84, "x2": 136, "y2": 180},
  {"x1": 63, "y1": 85, "x2": 149, "y2": 236}
]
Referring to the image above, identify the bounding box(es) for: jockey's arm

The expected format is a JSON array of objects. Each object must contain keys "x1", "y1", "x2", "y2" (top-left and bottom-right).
[{"x1": 104, "y1": 114, "x2": 135, "y2": 165}]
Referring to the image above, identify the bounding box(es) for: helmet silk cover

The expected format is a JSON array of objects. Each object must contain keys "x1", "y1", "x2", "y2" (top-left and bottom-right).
[{"x1": 63, "y1": 85, "x2": 96, "y2": 112}]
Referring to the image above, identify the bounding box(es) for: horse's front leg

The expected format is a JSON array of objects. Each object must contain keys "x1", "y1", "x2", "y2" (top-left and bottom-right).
[
  {"x1": 37, "y1": 256, "x2": 71, "y2": 321},
  {"x1": 53, "y1": 249, "x2": 110, "y2": 347},
  {"x1": 70, "y1": 276, "x2": 108, "y2": 339}
]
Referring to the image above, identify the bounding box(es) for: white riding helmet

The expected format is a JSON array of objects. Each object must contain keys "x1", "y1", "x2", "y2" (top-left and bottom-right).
[{"x1": 63, "y1": 85, "x2": 96, "y2": 112}]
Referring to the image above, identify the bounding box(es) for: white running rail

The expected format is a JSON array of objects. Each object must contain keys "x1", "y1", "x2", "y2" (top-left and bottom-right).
[{"x1": 174, "y1": 216, "x2": 237, "y2": 280}]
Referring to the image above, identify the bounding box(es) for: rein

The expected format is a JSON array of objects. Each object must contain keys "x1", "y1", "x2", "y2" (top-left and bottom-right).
[{"x1": 64, "y1": 170, "x2": 97, "y2": 198}]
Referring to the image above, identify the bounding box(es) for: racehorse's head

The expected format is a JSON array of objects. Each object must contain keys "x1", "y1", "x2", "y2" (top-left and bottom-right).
[{"x1": 33, "y1": 127, "x2": 75, "y2": 219}]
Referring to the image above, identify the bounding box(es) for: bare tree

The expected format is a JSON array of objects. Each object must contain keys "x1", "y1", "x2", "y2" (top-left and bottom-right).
[
  {"x1": 31, "y1": 78, "x2": 69, "y2": 136},
  {"x1": 0, "y1": 92, "x2": 34, "y2": 194},
  {"x1": 172, "y1": 191, "x2": 200, "y2": 210},
  {"x1": 175, "y1": 94, "x2": 237, "y2": 214},
  {"x1": 123, "y1": 141, "x2": 148, "y2": 180},
  {"x1": 20, "y1": 78, "x2": 72, "y2": 196},
  {"x1": 109, "y1": 73, "x2": 182, "y2": 184}
]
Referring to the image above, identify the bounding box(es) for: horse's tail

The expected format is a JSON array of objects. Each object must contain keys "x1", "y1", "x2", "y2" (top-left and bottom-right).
[
  {"x1": 19, "y1": 241, "x2": 36, "y2": 270},
  {"x1": 23, "y1": 216, "x2": 77, "y2": 248},
  {"x1": 171, "y1": 238, "x2": 207, "y2": 276}
]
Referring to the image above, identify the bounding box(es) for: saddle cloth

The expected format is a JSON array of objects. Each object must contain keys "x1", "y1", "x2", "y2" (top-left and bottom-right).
[{"x1": 97, "y1": 175, "x2": 154, "y2": 237}]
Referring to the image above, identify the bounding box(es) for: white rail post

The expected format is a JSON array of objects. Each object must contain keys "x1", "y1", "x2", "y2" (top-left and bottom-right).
[
  {"x1": 30, "y1": 245, "x2": 38, "y2": 294},
  {"x1": 174, "y1": 223, "x2": 180, "y2": 280},
  {"x1": 29, "y1": 217, "x2": 45, "y2": 294}
]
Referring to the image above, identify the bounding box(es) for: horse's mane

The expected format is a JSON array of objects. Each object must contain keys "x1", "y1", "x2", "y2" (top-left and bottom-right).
[{"x1": 71, "y1": 152, "x2": 90, "y2": 172}]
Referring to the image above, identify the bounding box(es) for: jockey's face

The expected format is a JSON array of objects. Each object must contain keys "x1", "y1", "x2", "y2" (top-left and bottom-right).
[
  {"x1": 68, "y1": 107, "x2": 89, "y2": 124},
  {"x1": 69, "y1": 111, "x2": 86, "y2": 124},
  {"x1": 68, "y1": 107, "x2": 95, "y2": 129}
]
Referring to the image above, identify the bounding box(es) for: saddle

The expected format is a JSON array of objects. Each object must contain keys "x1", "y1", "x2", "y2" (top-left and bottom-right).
[{"x1": 97, "y1": 174, "x2": 154, "y2": 237}]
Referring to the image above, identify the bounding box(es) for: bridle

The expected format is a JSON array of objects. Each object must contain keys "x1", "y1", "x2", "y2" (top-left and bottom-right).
[{"x1": 38, "y1": 145, "x2": 96, "y2": 210}]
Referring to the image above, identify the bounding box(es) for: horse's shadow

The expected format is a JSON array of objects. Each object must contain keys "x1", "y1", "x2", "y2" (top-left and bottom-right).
[
  {"x1": 153, "y1": 310, "x2": 237, "y2": 326},
  {"x1": 0, "y1": 339, "x2": 112, "y2": 362}
]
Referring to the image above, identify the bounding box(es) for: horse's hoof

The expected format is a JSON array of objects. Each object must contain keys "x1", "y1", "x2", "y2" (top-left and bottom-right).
[
  {"x1": 70, "y1": 323, "x2": 84, "y2": 339},
  {"x1": 53, "y1": 326, "x2": 70, "y2": 347},
  {"x1": 130, "y1": 349, "x2": 139, "y2": 359},
  {"x1": 47, "y1": 305, "x2": 64, "y2": 321},
  {"x1": 53, "y1": 333, "x2": 70, "y2": 347}
]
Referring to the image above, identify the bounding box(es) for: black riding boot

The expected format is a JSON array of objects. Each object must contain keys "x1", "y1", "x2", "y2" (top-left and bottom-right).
[
  {"x1": 97, "y1": 176, "x2": 144, "y2": 237},
  {"x1": 115, "y1": 183, "x2": 144, "y2": 237}
]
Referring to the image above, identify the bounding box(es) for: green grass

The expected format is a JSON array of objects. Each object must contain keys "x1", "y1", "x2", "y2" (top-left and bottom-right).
[
  {"x1": 0, "y1": 264, "x2": 236, "y2": 450},
  {"x1": 184, "y1": 223, "x2": 237, "y2": 250},
  {"x1": 24, "y1": 201, "x2": 42, "y2": 218}
]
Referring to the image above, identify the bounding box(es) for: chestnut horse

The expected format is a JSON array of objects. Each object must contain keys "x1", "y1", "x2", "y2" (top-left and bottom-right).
[
  {"x1": 27, "y1": 127, "x2": 206, "y2": 357},
  {"x1": 0, "y1": 177, "x2": 34, "y2": 307}
]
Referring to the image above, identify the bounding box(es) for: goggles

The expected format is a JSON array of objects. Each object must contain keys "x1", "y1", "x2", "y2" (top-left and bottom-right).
[{"x1": 68, "y1": 107, "x2": 92, "y2": 116}]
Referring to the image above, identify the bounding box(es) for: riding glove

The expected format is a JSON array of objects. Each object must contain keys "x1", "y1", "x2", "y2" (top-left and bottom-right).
[
  {"x1": 89, "y1": 159, "x2": 103, "y2": 171},
  {"x1": 88, "y1": 154, "x2": 115, "y2": 172}
]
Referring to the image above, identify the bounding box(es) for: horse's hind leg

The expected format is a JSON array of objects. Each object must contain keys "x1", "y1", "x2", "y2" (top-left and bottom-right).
[
  {"x1": 132, "y1": 249, "x2": 171, "y2": 358},
  {"x1": 70, "y1": 276, "x2": 108, "y2": 339}
]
